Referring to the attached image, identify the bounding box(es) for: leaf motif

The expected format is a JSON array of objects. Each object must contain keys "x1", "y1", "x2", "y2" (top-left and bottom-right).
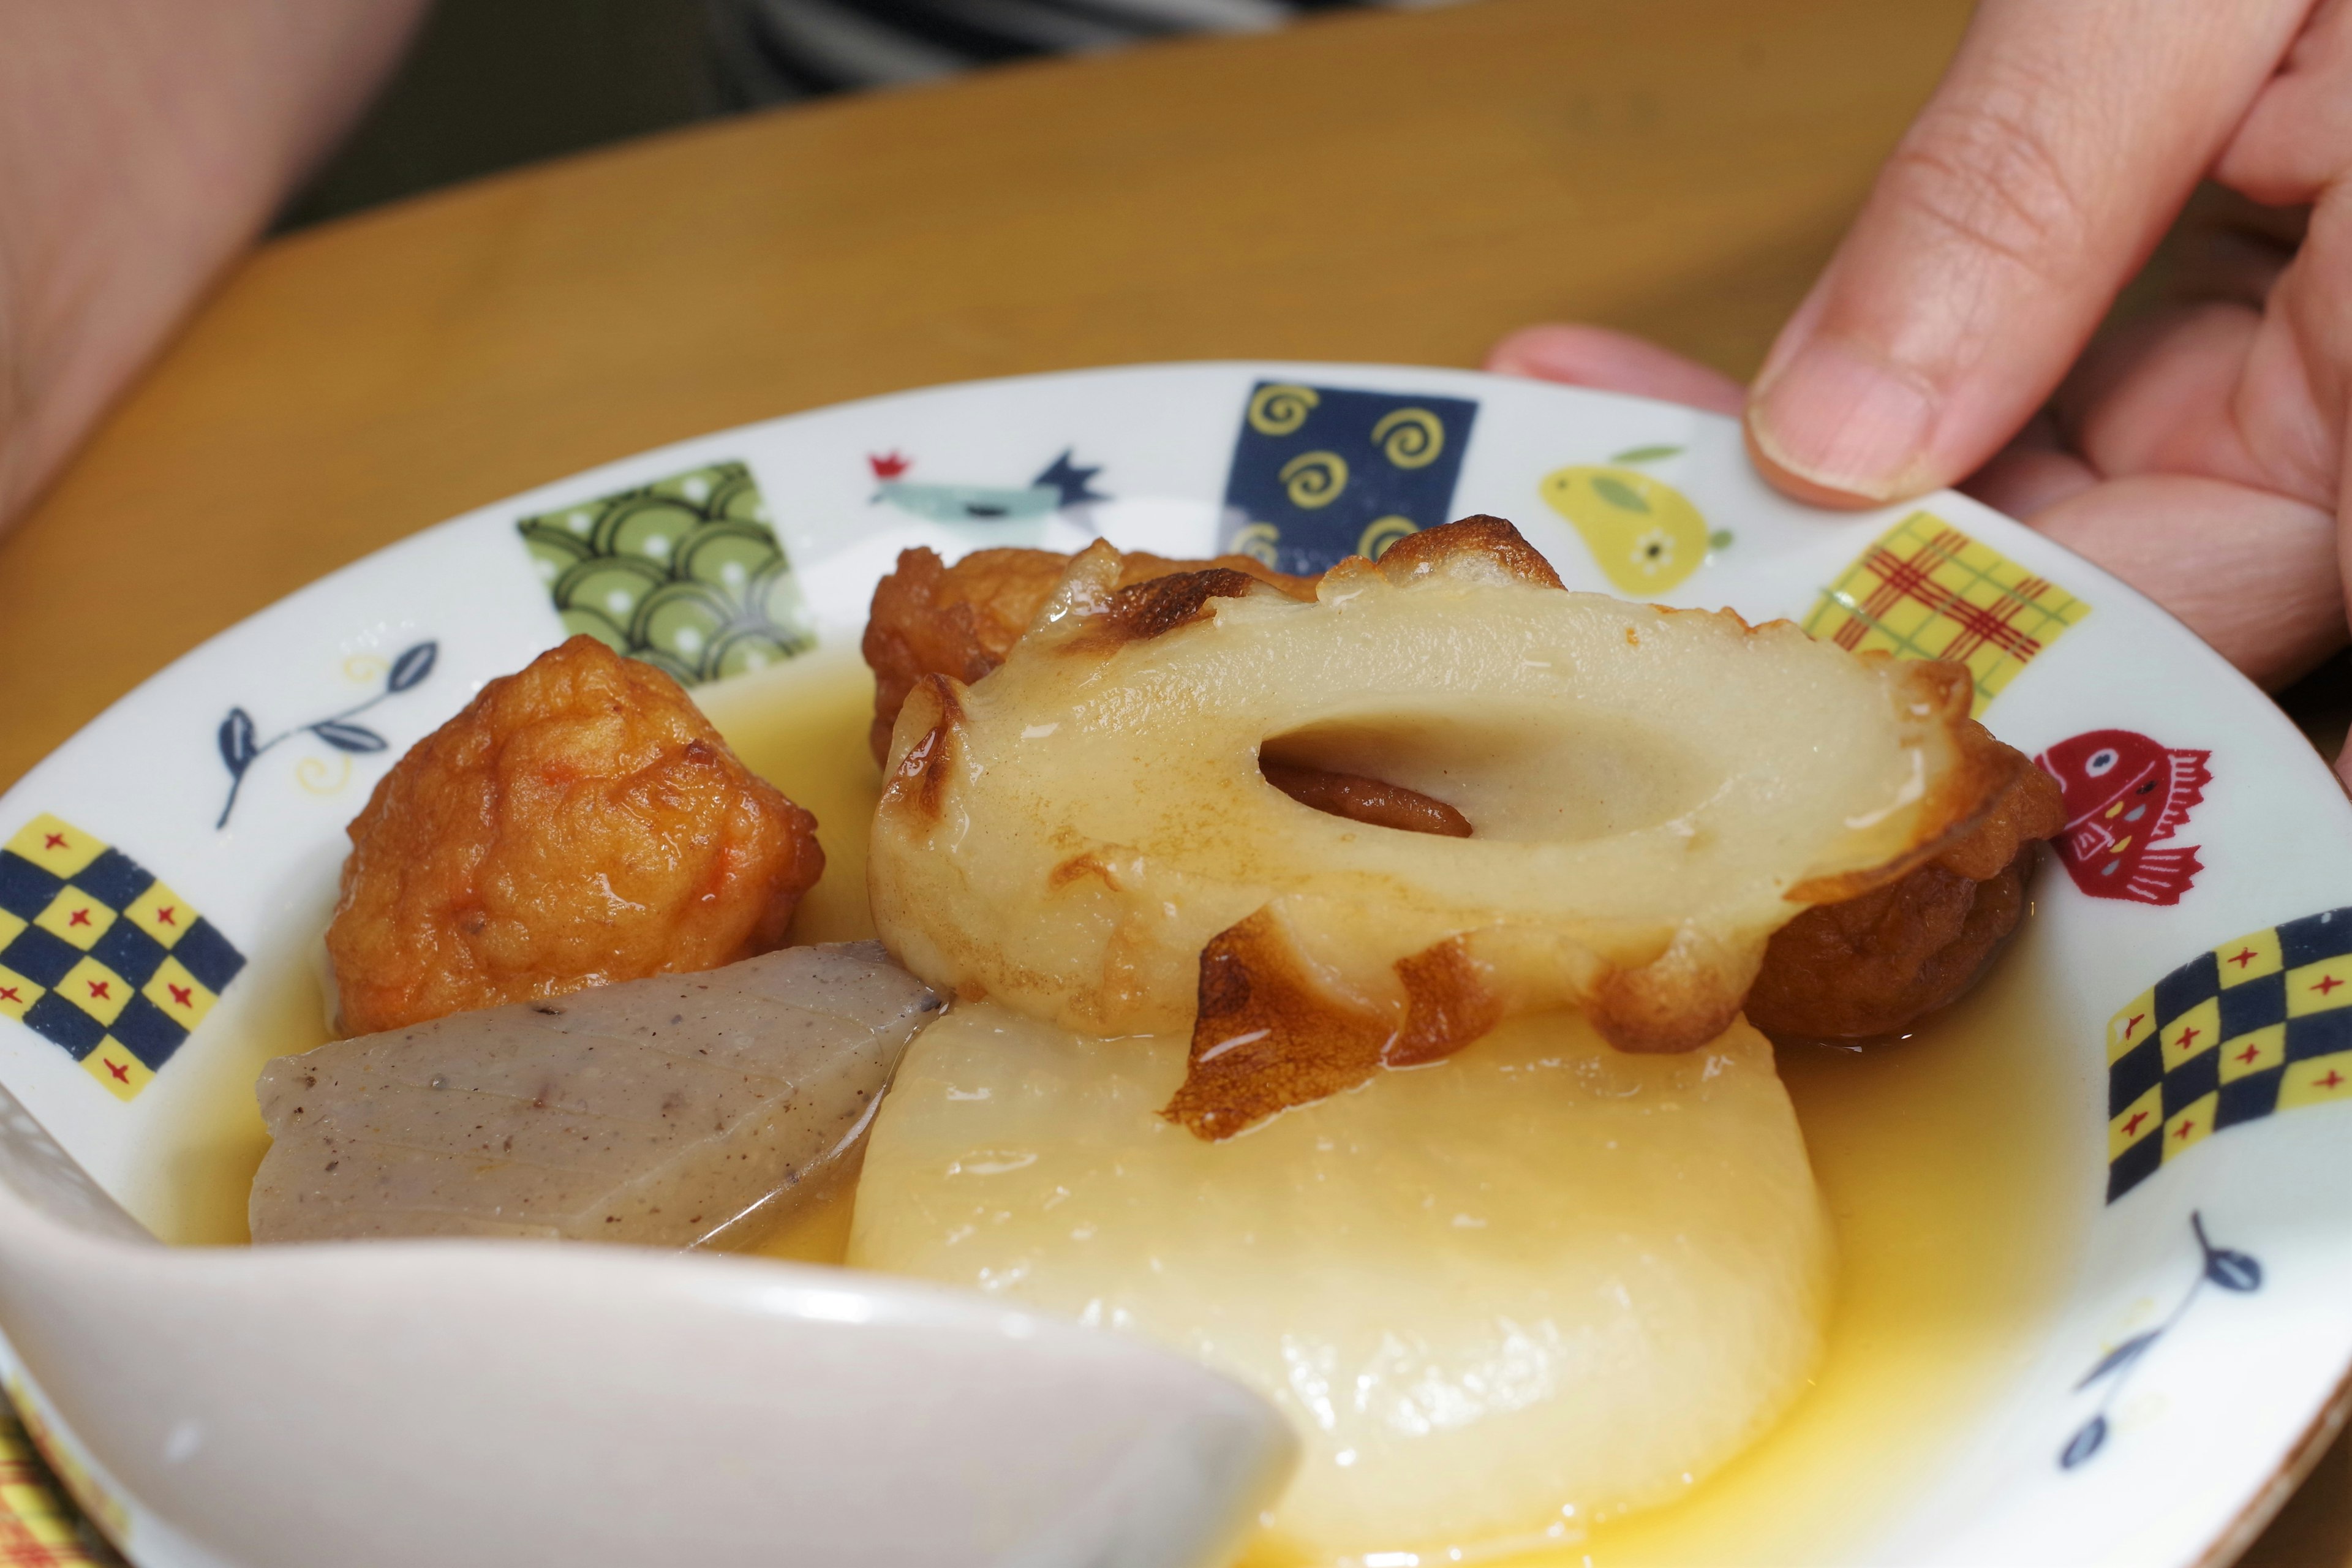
[
  {"x1": 2059, "y1": 1415, "x2": 2108, "y2": 1469},
  {"x1": 311, "y1": 721, "x2": 389, "y2": 754},
  {"x1": 218, "y1": 709, "x2": 258, "y2": 775},
  {"x1": 2205, "y1": 1248, "x2": 2262, "y2": 1292},
  {"x1": 2074, "y1": 1331, "x2": 2158, "y2": 1389},
  {"x1": 388, "y1": 641, "x2": 439, "y2": 693},
  {"x1": 1589, "y1": 474, "x2": 1651, "y2": 513},
  {"x1": 1608, "y1": 444, "x2": 1683, "y2": 465}
]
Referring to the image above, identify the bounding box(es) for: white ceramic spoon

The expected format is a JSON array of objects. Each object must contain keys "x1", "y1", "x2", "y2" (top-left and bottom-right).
[{"x1": 0, "y1": 1085, "x2": 1297, "y2": 1568}]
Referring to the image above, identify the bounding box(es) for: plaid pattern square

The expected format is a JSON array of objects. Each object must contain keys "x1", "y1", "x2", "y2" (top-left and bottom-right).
[
  {"x1": 2, "y1": 1384, "x2": 123, "y2": 1566},
  {"x1": 1803, "y1": 512, "x2": 2091, "y2": 715},
  {"x1": 0, "y1": 816, "x2": 243, "y2": 1101},
  {"x1": 2106, "y1": 907, "x2": 2352, "y2": 1201},
  {"x1": 0, "y1": 1411, "x2": 116, "y2": 1566}
]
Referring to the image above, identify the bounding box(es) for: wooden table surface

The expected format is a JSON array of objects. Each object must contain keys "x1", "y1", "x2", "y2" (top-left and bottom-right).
[{"x1": 0, "y1": 0, "x2": 2340, "y2": 1559}]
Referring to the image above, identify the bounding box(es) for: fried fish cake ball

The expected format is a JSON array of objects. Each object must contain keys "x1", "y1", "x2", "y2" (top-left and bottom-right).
[
  {"x1": 326, "y1": 635, "x2": 823, "y2": 1035},
  {"x1": 1744, "y1": 755, "x2": 2064, "y2": 1039},
  {"x1": 861, "y1": 545, "x2": 1314, "y2": 763}
]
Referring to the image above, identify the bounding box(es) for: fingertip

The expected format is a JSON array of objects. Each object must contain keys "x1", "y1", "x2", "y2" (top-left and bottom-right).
[
  {"x1": 1482, "y1": 326, "x2": 1569, "y2": 379},
  {"x1": 1742, "y1": 338, "x2": 1942, "y2": 506},
  {"x1": 1736, "y1": 420, "x2": 1885, "y2": 510}
]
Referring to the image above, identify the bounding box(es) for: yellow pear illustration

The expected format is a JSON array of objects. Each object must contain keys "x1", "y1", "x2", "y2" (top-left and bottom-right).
[{"x1": 1540, "y1": 447, "x2": 1728, "y2": 595}]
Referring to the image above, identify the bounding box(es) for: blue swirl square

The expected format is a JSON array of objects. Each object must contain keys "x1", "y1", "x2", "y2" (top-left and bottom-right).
[{"x1": 1219, "y1": 383, "x2": 1476, "y2": 576}]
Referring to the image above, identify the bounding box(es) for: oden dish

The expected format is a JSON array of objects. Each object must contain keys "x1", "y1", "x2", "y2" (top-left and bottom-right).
[{"x1": 867, "y1": 519, "x2": 2036, "y2": 1137}]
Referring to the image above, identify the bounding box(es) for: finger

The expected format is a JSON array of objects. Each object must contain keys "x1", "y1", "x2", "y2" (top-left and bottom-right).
[
  {"x1": 1744, "y1": 0, "x2": 2313, "y2": 505},
  {"x1": 2029, "y1": 472, "x2": 2346, "y2": 687},
  {"x1": 2057, "y1": 298, "x2": 2340, "y2": 510},
  {"x1": 2217, "y1": 0, "x2": 2352, "y2": 205},
  {"x1": 1484, "y1": 325, "x2": 1746, "y2": 415},
  {"x1": 1962, "y1": 416, "x2": 2100, "y2": 518}
]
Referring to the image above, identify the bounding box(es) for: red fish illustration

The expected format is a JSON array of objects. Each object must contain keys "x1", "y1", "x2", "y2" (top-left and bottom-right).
[{"x1": 2034, "y1": 729, "x2": 2211, "y2": 905}]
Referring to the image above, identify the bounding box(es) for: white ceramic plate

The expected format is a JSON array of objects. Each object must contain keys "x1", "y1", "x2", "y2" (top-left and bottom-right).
[{"x1": 1, "y1": 363, "x2": 2346, "y2": 1567}]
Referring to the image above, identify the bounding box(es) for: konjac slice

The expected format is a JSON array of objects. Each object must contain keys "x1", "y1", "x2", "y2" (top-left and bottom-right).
[
  {"x1": 251, "y1": 942, "x2": 940, "y2": 1246},
  {"x1": 849, "y1": 1000, "x2": 1833, "y2": 1559}
]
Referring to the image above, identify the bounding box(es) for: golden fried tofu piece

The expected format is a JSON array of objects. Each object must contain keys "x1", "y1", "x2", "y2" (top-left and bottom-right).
[
  {"x1": 326, "y1": 636, "x2": 823, "y2": 1035},
  {"x1": 1744, "y1": 758, "x2": 2064, "y2": 1039},
  {"x1": 861, "y1": 545, "x2": 1314, "y2": 763}
]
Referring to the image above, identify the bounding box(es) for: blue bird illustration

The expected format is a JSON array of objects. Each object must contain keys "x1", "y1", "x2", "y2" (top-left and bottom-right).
[{"x1": 870, "y1": 449, "x2": 1109, "y2": 522}]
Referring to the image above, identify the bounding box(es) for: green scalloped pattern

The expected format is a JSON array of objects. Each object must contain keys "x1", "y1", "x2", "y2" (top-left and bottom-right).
[{"x1": 517, "y1": 461, "x2": 815, "y2": 685}]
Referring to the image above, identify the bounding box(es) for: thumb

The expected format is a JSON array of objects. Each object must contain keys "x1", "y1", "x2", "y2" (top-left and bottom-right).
[{"x1": 1746, "y1": 0, "x2": 2310, "y2": 506}]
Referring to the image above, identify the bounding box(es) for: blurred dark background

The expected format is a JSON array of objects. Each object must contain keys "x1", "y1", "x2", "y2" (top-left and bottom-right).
[{"x1": 282, "y1": 0, "x2": 717, "y2": 229}]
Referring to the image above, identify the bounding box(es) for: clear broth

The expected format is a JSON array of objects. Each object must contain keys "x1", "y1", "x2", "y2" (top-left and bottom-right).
[{"x1": 197, "y1": 647, "x2": 2081, "y2": 1565}]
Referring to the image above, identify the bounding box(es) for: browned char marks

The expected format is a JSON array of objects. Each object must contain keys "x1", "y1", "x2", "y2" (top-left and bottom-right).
[
  {"x1": 879, "y1": 674, "x2": 963, "y2": 826},
  {"x1": 1163, "y1": 909, "x2": 1395, "y2": 1140},
  {"x1": 1094, "y1": 567, "x2": 1271, "y2": 644},
  {"x1": 1163, "y1": 916, "x2": 1508, "y2": 1139},
  {"x1": 1389, "y1": 937, "x2": 1504, "y2": 1066},
  {"x1": 1378, "y1": 515, "x2": 1565, "y2": 589}
]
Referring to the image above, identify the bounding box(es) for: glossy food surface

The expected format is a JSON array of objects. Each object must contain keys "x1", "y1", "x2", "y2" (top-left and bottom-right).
[
  {"x1": 254, "y1": 942, "x2": 938, "y2": 1245},
  {"x1": 850, "y1": 1001, "x2": 1833, "y2": 1560},
  {"x1": 328, "y1": 636, "x2": 822, "y2": 1034}
]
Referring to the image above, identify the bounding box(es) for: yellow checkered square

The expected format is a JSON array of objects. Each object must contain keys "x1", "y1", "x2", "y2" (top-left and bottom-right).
[
  {"x1": 0, "y1": 813, "x2": 243, "y2": 1115},
  {"x1": 55, "y1": 958, "x2": 129, "y2": 1027},
  {"x1": 2280, "y1": 1052, "x2": 2352, "y2": 1110},
  {"x1": 2162, "y1": 1092, "x2": 2218, "y2": 1163},
  {"x1": 2108, "y1": 988, "x2": 2157, "y2": 1063},
  {"x1": 32, "y1": 889, "x2": 113, "y2": 952},
  {"x1": 122, "y1": 880, "x2": 193, "y2": 949},
  {"x1": 1803, "y1": 512, "x2": 2092, "y2": 716},
  {"x1": 3, "y1": 815, "x2": 102, "y2": 877},
  {"x1": 2286, "y1": 956, "x2": 2352, "y2": 1016},
  {"x1": 2111, "y1": 905, "x2": 2352, "y2": 1204},
  {"x1": 81, "y1": 1041, "x2": 150, "y2": 1102},
  {"x1": 2217, "y1": 928, "x2": 2283, "y2": 986},
  {"x1": 0, "y1": 965, "x2": 39, "y2": 1023},
  {"x1": 2219, "y1": 1023, "x2": 2286, "y2": 1082},
  {"x1": 2161, "y1": 997, "x2": 2220, "y2": 1070},
  {"x1": 2109, "y1": 1085, "x2": 2162, "y2": 1159},
  {"x1": 141, "y1": 956, "x2": 217, "y2": 1031}
]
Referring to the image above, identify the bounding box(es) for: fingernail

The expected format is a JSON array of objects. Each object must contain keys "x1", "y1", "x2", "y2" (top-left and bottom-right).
[{"x1": 1747, "y1": 340, "x2": 1939, "y2": 500}]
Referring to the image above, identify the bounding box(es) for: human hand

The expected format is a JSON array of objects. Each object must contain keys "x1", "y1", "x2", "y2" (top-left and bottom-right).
[
  {"x1": 0, "y1": 0, "x2": 426, "y2": 524},
  {"x1": 1490, "y1": 0, "x2": 2352, "y2": 728}
]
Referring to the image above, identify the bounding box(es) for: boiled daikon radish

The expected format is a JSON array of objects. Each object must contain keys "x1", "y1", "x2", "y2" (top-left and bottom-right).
[{"x1": 849, "y1": 1001, "x2": 1831, "y2": 1560}]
